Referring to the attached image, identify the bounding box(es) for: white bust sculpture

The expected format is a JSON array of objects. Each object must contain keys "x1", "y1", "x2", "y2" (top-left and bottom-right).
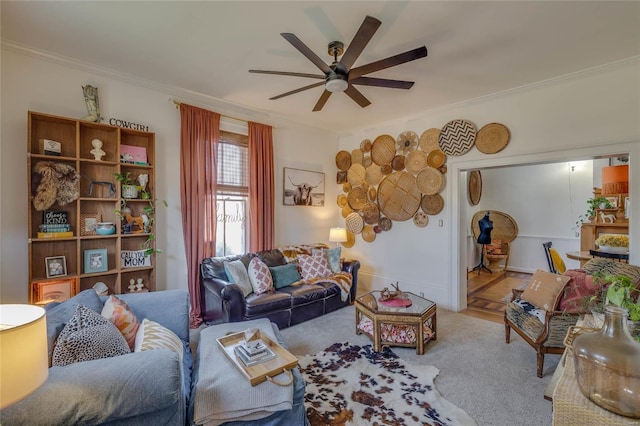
[{"x1": 90, "y1": 138, "x2": 105, "y2": 160}]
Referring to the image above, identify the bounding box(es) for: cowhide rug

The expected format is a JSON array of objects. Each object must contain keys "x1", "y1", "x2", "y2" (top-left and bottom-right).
[{"x1": 298, "y1": 342, "x2": 476, "y2": 426}]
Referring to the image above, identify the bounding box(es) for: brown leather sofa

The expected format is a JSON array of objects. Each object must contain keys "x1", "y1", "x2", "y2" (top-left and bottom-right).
[{"x1": 199, "y1": 247, "x2": 360, "y2": 329}]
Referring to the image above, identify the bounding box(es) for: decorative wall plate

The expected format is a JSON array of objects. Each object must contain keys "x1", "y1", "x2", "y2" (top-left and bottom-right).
[
  {"x1": 371, "y1": 134, "x2": 396, "y2": 165},
  {"x1": 419, "y1": 128, "x2": 440, "y2": 153},
  {"x1": 335, "y1": 150, "x2": 351, "y2": 171},
  {"x1": 438, "y1": 119, "x2": 476, "y2": 156},
  {"x1": 377, "y1": 171, "x2": 421, "y2": 221},
  {"x1": 468, "y1": 170, "x2": 482, "y2": 205},
  {"x1": 476, "y1": 123, "x2": 510, "y2": 154},
  {"x1": 416, "y1": 167, "x2": 444, "y2": 195},
  {"x1": 421, "y1": 194, "x2": 444, "y2": 215}
]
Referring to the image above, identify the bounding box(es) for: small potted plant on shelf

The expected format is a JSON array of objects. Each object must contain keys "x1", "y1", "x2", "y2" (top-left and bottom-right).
[
  {"x1": 114, "y1": 172, "x2": 139, "y2": 199},
  {"x1": 115, "y1": 196, "x2": 167, "y2": 255},
  {"x1": 576, "y1": 197, "x2": 614, "y2": 227}
]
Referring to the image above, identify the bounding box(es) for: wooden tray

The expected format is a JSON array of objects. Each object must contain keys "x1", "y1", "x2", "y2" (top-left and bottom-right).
[{"x1": 217, "y1": 330, "x2": 298, "y2": 386}]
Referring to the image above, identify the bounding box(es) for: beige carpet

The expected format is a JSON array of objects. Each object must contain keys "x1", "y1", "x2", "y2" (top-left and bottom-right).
[{"x1": 280, "y1": 305, "x2": 558, "y2": 426}]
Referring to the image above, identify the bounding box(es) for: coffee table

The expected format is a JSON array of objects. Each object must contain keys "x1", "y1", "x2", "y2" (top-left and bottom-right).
[{"x1": 355, "y1": 291, "x2": 437, "y2": 354}]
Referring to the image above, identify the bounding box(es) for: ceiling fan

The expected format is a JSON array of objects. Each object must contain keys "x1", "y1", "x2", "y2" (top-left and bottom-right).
[{"x1": 249, "y1": 15, "x2": 428, "y2": 112}]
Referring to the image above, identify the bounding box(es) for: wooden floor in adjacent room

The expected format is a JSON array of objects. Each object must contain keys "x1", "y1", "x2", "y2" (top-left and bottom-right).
[{"x1": 462, "y1": 269, "x2": 532, "y2": 324}]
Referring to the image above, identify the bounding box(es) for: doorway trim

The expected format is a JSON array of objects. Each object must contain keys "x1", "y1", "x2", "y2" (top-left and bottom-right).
[{"x1": 448, "y1": 141, "x2": 637, "y2": 312}]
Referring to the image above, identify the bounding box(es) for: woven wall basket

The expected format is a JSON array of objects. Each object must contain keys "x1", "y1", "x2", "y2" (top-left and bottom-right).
[
  {"x1": 365, "y1": 164, "x2": 382, "y2": 186},
  {"x1": 345, "y1": 212, "x2": 364, "y2": 234},
  {"x1": 377, "y1": 171, "x2": 421, "y2": 221},
  {"x1": 416, "y1": 167, "x2": 444, "y2": 195},
  {"x1": 347, "y1": 163, "x2": 366, "y2": 187},
  {"x1": 476, "y1": 123, "x2": 510, "y2": 154},
  {"x1": 347, "y1": 186, "x2": 367, "y2": 211},
  {"x1": 362, "y1": 202, "x2": 381, "y2": 225},
  {"x1": 419, "y1": 128, "x2": 440, "y2": 153},
  {"x1": 405, "y1": 150, "x2": 428, "y2": 174},
  {"x1": 438, "y1": 119, "x2": 476, "y2": 156},
  {"x1": 421, "y1": 194, "x2": 445, "y2": 215},
  {"x1": 378, "y1": 216, "x2": 392, "y2": 231},
  {"x1": 335, "y1": 150, "x2": 351, "y2": 171},
  {"x1": 341, "y1": 230, "x2": 356, "y2": 248},
  {"x1": 360, "y1": 139, "x2": 372, "y2": 152},
  {"x1": 351, "y1": 148, "x2": 364, "y2": 164},
  {"x1": 371, "y1": 134, "x2": 396, "y2": 166}
]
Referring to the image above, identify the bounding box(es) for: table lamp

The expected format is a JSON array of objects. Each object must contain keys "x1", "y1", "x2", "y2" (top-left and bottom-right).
[
  {"x1": 0, "y1": 304, "x2": 48, "y2": 409},
  {"x1": 329, "y1": 227, "x2": 348, "y2": 246}
]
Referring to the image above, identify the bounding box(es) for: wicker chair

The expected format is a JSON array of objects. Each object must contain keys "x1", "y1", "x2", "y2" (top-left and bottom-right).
[
  {"x1": 504, "y1": 258, "x2": 640, "y2": 377},
  {"x1": 471, "y1": 210, "x2": 518, "y2": 274}
]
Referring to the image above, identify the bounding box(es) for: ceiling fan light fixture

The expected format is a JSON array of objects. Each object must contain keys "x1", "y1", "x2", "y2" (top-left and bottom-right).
[{"x1": 326, "y1": 77, "x2": 348, "y2": 93}]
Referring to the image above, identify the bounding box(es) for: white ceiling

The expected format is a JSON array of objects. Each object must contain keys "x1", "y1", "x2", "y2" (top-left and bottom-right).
[{"x1": 2, "y1": 1, "x2": 639, "y2": 132}]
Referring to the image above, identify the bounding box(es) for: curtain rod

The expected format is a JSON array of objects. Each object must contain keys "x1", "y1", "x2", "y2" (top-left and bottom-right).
[{"x1": 170, "y1": 98, "x2": 276, "y2": 128}]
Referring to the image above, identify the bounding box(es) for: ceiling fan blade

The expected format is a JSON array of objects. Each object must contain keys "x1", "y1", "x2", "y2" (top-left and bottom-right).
[
  {"x1": 312, "y1": 90, "x2": 332, "y2": 112},
  {"x1": 249, "y1": 70, "x2": 325, "y2": 80},
  {"x1": 270, "y1": 81, "x2": 326, "y2": 100},
  {"x1": 345, "y1": 85, "x2": 371, "y2": 108},
  {"x1": 349, "y1": 46, "x2": 428, "y2": 79},
  {"x1": 281, "y1": 33, "x2": 332, "y2": 75},
  {"x1": 350, "y1": 77, "x2": 415, "y2": 89},
  {"x1": 336, "y1": 15, "x2": 382, "y2": 74}
]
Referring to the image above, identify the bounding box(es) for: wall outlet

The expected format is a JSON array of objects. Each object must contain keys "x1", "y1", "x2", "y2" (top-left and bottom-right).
[
  {"x1": 438, "y1": 219, "x2": 444, "y2": 227},
  {"x1": 419, "y1": 292, "x2": 424, "y2": 297}
]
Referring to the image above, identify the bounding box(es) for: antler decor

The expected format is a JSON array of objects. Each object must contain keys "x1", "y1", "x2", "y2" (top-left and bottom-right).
[{"x1": 379, "y1": 282, "x2": 405, "y2": 301}]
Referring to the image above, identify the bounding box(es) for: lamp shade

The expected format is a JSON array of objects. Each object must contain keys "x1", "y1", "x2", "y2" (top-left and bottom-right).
[
  {"x1": 601, "y1": 165, "x2": 628, "y2": 195},
  {"x1": 329, "y1": 227, "x2": 348, "y2": 243},
  {"x1": 0, "y1": 304, "x2": 48, "y2": 409}
]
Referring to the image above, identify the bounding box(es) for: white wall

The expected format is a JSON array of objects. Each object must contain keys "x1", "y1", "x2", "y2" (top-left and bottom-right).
[
  {"x1": 0, "y1": 45, "x2": 339, "y2": 303},
  {"x1": 338, "y1": 58, "x2": 640, "y2": 310}
]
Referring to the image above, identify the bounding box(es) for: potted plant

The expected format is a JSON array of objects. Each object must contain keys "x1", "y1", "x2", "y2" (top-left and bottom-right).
[
  {"x1": 576, "y1": 197, "x2": 614, "y2": 227},
  {"x1": 115, "y1": 196, "x2": 167, "y2": 255},
  {"x1": 114, "y1": 172, "x2": 139, "y2": 199},
  {"x1": 584, "y1": 273, "x2": 640, "y2": 341}
]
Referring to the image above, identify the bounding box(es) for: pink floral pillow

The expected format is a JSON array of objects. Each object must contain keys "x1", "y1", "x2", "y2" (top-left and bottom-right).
[
  {"x1": 298, "y1": 253, "x2": 333, "y2": 280},
  {"x1": 101, "y1": 295, "x2": 140, "y2": 350},
  {"x1": 248, "y1": 257, "x2": 274, "y2": 295}
]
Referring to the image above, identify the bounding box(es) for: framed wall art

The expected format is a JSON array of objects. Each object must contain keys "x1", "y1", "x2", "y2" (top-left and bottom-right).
[
  {"x1": 45, "y1": 256, "x2": 67, "y2": 278},
  {"x1": 30, "y1": 277, "x2": 78, "y2": 304},
  {"x1": 605, "y1": 196, "x2": 618, "y2": 209},
  {"x1": 80, "y1": 213, "x2": 102, "y2": 236},
  {"x1": 283, "y1": 167, "x2": 325, "y2": 207},
  {"x1": 84, "y1": 248, "x2": 108, "y2": 274}
]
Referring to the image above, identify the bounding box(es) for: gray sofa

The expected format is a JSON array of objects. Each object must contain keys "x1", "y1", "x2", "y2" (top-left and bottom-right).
[{"x1": 1, "y1": 289, "x2": 192, "y2": 425}]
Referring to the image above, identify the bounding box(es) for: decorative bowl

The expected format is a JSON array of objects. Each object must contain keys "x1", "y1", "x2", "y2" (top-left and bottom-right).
[
  {"x1": 95, "y1": 222, "x2": 116, "y2": 235},
  {"x1": 597, "y1": 245, "x2": 628, "y2": 254}
]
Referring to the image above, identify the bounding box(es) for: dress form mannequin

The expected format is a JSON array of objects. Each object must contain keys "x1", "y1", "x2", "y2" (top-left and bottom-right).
[{"x1": 472, "y1": 212, "x2": 494, "y2": 274}]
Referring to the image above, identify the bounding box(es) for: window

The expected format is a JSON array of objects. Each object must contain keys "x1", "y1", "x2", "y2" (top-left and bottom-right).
[{"x1": 216, "y1": 131, "x2": 248, "y2": 256}]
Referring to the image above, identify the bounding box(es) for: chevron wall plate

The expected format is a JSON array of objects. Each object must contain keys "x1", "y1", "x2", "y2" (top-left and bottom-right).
[{"x1": 438, "y1": 119, "x2": 477, "y2": 156}]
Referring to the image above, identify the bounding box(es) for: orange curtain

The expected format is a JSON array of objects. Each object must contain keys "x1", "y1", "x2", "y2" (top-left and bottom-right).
[
  {"x1": 248, "y1": 122, "x2": 275, "y2": 252},
  {"x1": 179, "y1": 104, "x2": 220, "y2": 328}
]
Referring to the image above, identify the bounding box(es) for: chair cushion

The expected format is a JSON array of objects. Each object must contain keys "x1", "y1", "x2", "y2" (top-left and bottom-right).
[
  {"x1": 548, "y1": 247, "x2": 566, "y2": 274},
  {"x1": 506, "y1": 300, "x2": 545, "y2": 340},
  {"x1": 558, "y1": 270, "x2": 599, "y2": 313},
  {"x1": 520, "y1": 269, "x2": 571, "y2": 311},
  {"x1": 485, "y1": 239, "x2": 503, "y2": 255}
]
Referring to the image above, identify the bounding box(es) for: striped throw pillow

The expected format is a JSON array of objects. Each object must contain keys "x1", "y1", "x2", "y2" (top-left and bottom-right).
[{"x1": 134, "y1": 318, "x2": 183, "y2": 363}]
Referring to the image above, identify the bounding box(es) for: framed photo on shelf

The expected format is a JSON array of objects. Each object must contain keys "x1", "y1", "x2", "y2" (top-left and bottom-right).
[
  {"x1": 80, "y1": 213, "x2": 102, "y2": 236},
  {"x1": 283, "y1": 167, "x2": 325, "y2": 207},
  {"x1": 30, "y1": 278, "x2": 77, "y2": 305},
  {"x1": 605, "y1": 196, "x2": 618, "y2": 209},
  {"x1": 84, "y1": 248, "x2": 108, "y2": 274},
  {"x1": 45, "y1": 256, "x2": 67, "y2": 278},
  {"x1": 625, "y1": 196, "x2": 630, "y2": 219},
  {"x1": 120, "y1": 144, "x2": 148, "y2": 165}
]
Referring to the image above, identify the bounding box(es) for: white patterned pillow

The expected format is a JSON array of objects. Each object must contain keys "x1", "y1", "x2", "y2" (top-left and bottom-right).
[
  {"x1": 134, "y1": 318, "x2": 183, "y2": 363},
  {"x1": 224, "y1": 259, "x2": 253, "y2": 297},
  {"x1": 298, "y1": 253, "x2": 333, "y2": 280},
  {"x1": 312, "y1": 247, "x2": 341, "y2": 274},
  {"x1": 248, "y1": 257, "x2": 274, "y2": 295},
  {"x1": 52, "y1": 305, "x2": 130, "y2": 367}
]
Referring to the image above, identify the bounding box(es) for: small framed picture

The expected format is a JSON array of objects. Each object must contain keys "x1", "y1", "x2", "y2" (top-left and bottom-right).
[
  {"x1": 605, "y1": 196, "x2": 618, "y2": 209},
  {"x1": 84, "y1": 248, "x2": 108, "y2": 274},
  {"x1": 45, "y1": 256, "x2": 67, "y2": 278},
  {"x1": 283, "y1": 167, "x2": 325, "y2": 207},
  {"x1": 80, "y1": 213, "x2": 102, "y2": 236},
  {"x1": 30, "y1": 278, "x2": 77, "y2": 304},
  {"x1": 625, "y1": 196, "x2": 630, "y2": 219}
]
